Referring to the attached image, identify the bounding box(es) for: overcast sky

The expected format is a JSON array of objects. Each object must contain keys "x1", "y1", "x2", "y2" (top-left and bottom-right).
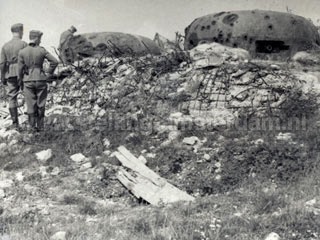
[{"x1": 1, "y1": 0, "x2": 320, "y2": 52}]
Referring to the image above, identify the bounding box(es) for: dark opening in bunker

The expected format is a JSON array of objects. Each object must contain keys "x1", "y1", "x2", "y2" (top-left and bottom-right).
[{"x1": 255, "y1": 40, "x2": 290, "y2": 53}]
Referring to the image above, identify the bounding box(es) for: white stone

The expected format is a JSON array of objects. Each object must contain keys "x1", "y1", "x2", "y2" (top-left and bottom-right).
[
  {"x1": 51, "y1": 167, "x2": 60, "y2": 176},
  {"x1": 103, "y1": 138, "x2": 111, "y2": 148},
  {"x1": 0, "y1": 179, "x2": 13, "y2": 189},
  {"x1": 50, "y1": 231, "x2": 67, "y2": 240},
  {"x1": 306, "y1": 198, "x2": 317, "y2": 207},
  {"x1": 182, "y1": 136, "x2": 200, "y2": 145},
  {"x1": 15, "y1": 172, "x2": 24, "y2": 182},
  {"x1": 39, "y1": 166, "x2": 48, "y2": 177},
  {"x1": 264, "y1": 232, "x2": 281, "y2": 240},
  {"x1": 8, "y1": 139, "x2": 18, "y2": 146},
  {"x1": 0, "y1": 143, "x2": 7, "y2": 152},
  {"x1": 70, "y1": 153, "x2": 87, "y2": 163},
  {"x1": 80, "y1": 162, "x2": 93, "y2": 171},
  {"x1": 146, "y1": 153, "x2": 156, "y2": 158},
  {"x1": 103, "y1": 150, "x2": 111, "y2": 156},
  {"x1": 0, "y1": 189, "x2": 5, "y2": 198},
  {"x1": 36, "y1": 149, "x2": 53, "y2": 162}
]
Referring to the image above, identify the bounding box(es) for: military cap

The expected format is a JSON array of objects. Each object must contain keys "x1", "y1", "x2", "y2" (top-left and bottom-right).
[
  {"x1": 29, "y1": 30, "x2": 43, "y2": 40},
  {"x1": 70, "y1": 25, "x2": 77, "y2": 32},
  {"x1": 11, "y1": 23, "x2": 23, "y2": 33}
]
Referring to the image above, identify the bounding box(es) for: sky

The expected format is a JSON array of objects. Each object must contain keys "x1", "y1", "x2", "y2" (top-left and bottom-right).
[{"x1": 1, "y1": 0, "x2": 320, "y2": 52}]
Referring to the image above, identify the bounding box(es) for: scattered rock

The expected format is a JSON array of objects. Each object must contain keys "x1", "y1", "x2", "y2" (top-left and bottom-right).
[
  {"x1": 50, "y1": 231, "x2": 67, "y2": 240},
  {"x1": 203, "y1": 154, "x2": 210, "y2": 161},
  {"x1": 36, "y1": 149, "x2": 53, "y2": 162},
  {"x1": 51, "y1": 167, "x2": 61, "y2": 176},
  {"x1": 0, "y1": 189, "x2": 5, "y2": 198},
  {"x1": 80, "y1": 162, "x2": 93, "y2": 171},
  {"x1": 264, "y1": 232, "x2": 280, "y2": 240},
  {"x1": 39, "y1": 166, "x2": 48, "y2": 177},
  {"x1": 276, "y1": 132, "x2": 293, "y2": 142},
  {"x1": 0, "y1": 143, "x2": 7, "y2": 152},
  {"x1": 70, "y1": 153, "x2": 88, "y2": 163},
  {"x1": 182, "y1": 136, "x2": 200, "y2": 145},
  {"x1": 0, "y1": 179, "x2": 13, "y2": 189},
  {"x1": 103, "y1": 150, "x2": 111, "y2": 156},
  {"x1": 103, "y1": 138, "x2": 111, "y2": 148},
  {"x1": 15, "y1": 172, "x2": 24, "y2": 182}
]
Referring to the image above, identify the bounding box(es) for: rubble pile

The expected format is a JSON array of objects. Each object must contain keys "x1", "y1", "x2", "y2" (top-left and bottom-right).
[{"x1": 45, "y1": 42, "x2": 320, "y2": 132}]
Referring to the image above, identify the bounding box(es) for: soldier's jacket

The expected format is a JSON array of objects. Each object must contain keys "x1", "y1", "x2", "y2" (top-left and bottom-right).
[
  {"x1": 59, "y1": 30, "x2": 73, "y2": 50},
  {"x1": 0, "y1": 36, "x2": 27, "y2": 80},
  {"x1": 18, "y1": 43, "x2": 59, "y2": 82}
]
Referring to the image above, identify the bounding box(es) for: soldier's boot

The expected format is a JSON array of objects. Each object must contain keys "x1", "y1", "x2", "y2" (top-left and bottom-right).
[
  {"x1": 37, "y1": 107, "x2": 45, "y2": 132},
  {"x1": 28, "y1": 114, "x2": 37, "y2": 133},
  {"x1": 8, "y1": 107, "x2": 20, "y2": 131}
]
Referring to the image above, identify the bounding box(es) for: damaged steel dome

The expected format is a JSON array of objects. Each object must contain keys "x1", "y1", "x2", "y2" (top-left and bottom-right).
[
  {"x1": 184, "y1": 10, "x2": 320, "y2": 59},
  {"x1": 63, "y1": 32, "x2": 161, "y2": 62}
]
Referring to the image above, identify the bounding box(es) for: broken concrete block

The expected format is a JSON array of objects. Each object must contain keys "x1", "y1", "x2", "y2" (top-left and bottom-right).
[
  {"x1": 70, "y1": 153, "x2": 88, "y2": 163},
  {"x1": 36, "y1": 149, "x2": 53, "y2": 162}
]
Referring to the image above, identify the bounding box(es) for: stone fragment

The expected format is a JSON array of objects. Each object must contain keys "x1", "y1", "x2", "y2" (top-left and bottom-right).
[{"x1": 36, "y1": 149, "x2": 53, "y2": 162}]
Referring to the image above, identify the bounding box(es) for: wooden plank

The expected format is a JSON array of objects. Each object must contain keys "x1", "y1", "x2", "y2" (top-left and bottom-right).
[
  {"x1": 114, "y1": 149, "x2": 166, "y2": 187},
  {"x1": 115, "y1": 146, "x2": 195, "y2": 206},
  {"x1": 117, "y1": 169, "x2": 194, "y2": 206}
]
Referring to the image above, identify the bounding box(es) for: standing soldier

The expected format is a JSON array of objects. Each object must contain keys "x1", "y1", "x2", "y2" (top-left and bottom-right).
[
  {"x1": 18, "y1": 30, "x2": 58, "y2": 132},
  {"x1": 0, "y1": 23, "x2": 27, "y2": 130},
  {"x1": 58, "y1": 26, "x2": 77, "y2": 63}
]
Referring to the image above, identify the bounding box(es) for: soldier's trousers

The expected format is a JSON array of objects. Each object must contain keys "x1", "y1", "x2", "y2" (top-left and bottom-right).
[
  {"x1": 7, "y1": 77, "x2": 21, "y2": 108},
  {"x1": 23, "y1": 81, "x2": 48, "y2": 115}
]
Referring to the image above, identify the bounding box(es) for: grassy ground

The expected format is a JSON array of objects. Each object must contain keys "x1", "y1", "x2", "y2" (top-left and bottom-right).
[{"x1": 2, "y1": 165, "x2": 319, "y2": 240}]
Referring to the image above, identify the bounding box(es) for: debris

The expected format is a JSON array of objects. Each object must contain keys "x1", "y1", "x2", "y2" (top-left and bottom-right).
[
  {"x1": 114, "y1": 146, "x2": 194, "y2": 206},
  {"x1": 182, "y1": 136, "x2": 200, "y2": 145},
  {"x1": 50, "y1": 231, "x2": 67, "y2": 240},
  {"x1": 70, "y1": 153, "x2": 88, "y2": 163},
  {"x1": 264, "y1": 232, "x2": 281, "y2": 240},
  {"x1": 203, "y1": 154, "x2": 210, "y2": 161},
  {"x1": 276, "y1": 132, "x2": 293, "y2": 142},
  {"x1": 0, "y1": 189, "x2": 5, "y2": 198},
  {"x1": 80, "y1": 162, "x2": 93, "y2": 171},
  {"x1": 51, "y1": 167, "x2": 61, "y2": 176},
  {"x1": 103, "y1": 138, "x2": 111, "y2": 148},
  {"x1": 189, "y1": 42, "x2": 250, "y2": 69},
  {"x1": 0, "y1": 179, "x2": 13, "y2": 189},
  {"x1": 36, "y1": 149, "x2": 53, "y2": 162},
  {"x1": 15, "y1": 172, "x2": 24, "y2": 182}
]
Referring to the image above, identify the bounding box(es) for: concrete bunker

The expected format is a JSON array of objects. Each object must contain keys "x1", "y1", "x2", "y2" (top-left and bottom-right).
[
  {"x1": 61, "y1": 32, "x2": 162, "y2": 62},
  {"x1": 184, "y1": 10, "x2": 320, "y2": 60}
]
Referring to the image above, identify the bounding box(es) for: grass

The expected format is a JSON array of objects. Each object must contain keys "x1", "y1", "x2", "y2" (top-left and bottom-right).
[{"x1": 1, "y1": 163, "x2": 319, "y2": 240}]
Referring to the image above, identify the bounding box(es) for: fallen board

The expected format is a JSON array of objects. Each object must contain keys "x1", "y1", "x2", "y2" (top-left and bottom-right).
[{"x1": 115, "y1": 146, "x2": 194, "y2": 206}]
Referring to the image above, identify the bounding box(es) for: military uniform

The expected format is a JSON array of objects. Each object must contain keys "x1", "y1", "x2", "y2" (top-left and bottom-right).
[
  {"x1": 18, "y1": 30, "x2": 58, "y2": 131},
  {"x1": 0, "y1": 23, "x2": 27, "y2": 128},
  {"x1": 59, "y1": 26, "x2": 77, "y2": 63}
]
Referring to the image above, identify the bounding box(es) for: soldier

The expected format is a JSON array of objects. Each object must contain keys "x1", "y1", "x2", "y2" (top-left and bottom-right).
[
  {"x1": 18, "y1": 30, "x2": 58, "y2": 132},
  {"x1": 58, "y1": 26, "x2": 77, "y2": 63},
  {"x1": 0, "y1": 23, "x2": 27, "y2": 130}
]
